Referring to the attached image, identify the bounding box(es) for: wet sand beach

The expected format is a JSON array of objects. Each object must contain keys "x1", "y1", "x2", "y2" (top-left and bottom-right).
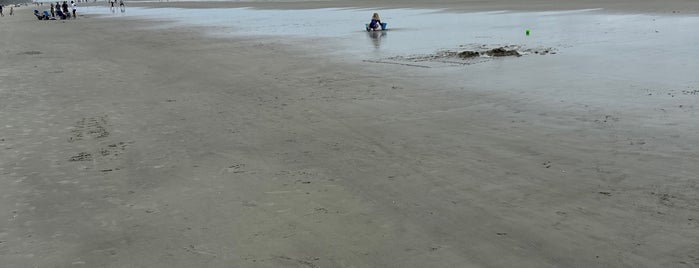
[{"x1": 1, "y1": 1, "x2": 698, "y2": 267}]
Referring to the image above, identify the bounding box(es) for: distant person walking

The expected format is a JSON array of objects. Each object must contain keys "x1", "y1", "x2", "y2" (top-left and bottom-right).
[
  {"x1": 0, "y1": 5, "x2": 4, "y2": 17},
  {"x1": 71, "y1": 1, "x2": 77, "y2": 18},
  {"x1": 9, "y1": 6, "x2": 13, "y2": 15},
  {"x1": 50, "y1": 3, "x2": 55, "y2": 17},
  {"x1": 119, "y1": 0, "x2": 125, "y2": 12}
]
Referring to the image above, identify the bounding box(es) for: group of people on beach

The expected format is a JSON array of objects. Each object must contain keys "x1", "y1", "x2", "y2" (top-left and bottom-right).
[
  {"x1": 109, "y1": 0, "x2": 126, "y2": 13},
  {"x1": 0, "y1": 4, "x2": 15, "y2": 16},
  {"x1": 48, "y1": 1, "x2": 78, "y2": 19},
  {"x1": 34, "y1": 1, "x2": 77, "y2": 20}
]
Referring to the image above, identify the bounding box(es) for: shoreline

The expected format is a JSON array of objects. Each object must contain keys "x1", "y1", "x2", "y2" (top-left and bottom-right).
[{"x1": 114, "y1": 0, "x2": 699, "y2": 14}]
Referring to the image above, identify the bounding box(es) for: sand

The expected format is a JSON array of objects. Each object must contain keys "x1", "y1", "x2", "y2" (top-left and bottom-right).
[{"x1": 1, "y1": 1, "x2": 698, "y2": 267}]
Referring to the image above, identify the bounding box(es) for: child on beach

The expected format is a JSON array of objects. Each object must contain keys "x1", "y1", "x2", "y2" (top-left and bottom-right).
[{"x1": 368, "y1": 13, "x2": 382, "y2": 31}]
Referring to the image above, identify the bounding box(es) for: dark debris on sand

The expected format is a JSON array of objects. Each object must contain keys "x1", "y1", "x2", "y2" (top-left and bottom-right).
[
  {"x1": 447, "y1": 45, "x2": 558, "y2": 59},
  {"x1": 454, "y1": 47, "x2": 522, "y2": 58},
  {"x1": 374, "y1": 44, "x2": 558, "y2": 68}
]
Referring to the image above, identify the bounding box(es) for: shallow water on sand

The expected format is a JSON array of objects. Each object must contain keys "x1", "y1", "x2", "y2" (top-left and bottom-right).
[{"x1": 83, "y1": 6, "x2": 699, "y2": 87}]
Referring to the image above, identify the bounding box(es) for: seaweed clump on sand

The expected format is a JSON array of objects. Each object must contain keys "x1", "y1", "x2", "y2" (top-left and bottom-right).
[
  {"x1": 484, "y1": 47, "x2": 521, "y2": 57},
  {"x1": 457, "y1": 51, "x2": 481, "y2": 58},
  {"x1": 457, "y1": 47, "x2": 521, "y2": 58}
]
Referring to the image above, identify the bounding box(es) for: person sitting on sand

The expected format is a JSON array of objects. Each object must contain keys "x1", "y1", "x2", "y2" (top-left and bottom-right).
[{"x1": 368, "y1": 13, "x2": 382, "y2": 31}]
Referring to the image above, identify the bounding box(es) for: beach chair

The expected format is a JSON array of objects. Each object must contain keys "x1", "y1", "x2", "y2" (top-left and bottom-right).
[
  {"x1": 34, "y1": 9, "x2": 47, "y2": 20},
  {"x1": 43, "y1": 11, "x2": 55, "y2": 20}
]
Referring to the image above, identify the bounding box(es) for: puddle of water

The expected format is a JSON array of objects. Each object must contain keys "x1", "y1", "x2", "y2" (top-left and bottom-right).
[
  {"x1": 83, "y1": 7, "x2": 584, "y2": 52},
  {"x1": 83, "y1": 6, "x2": 699, "y2": 86}
]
